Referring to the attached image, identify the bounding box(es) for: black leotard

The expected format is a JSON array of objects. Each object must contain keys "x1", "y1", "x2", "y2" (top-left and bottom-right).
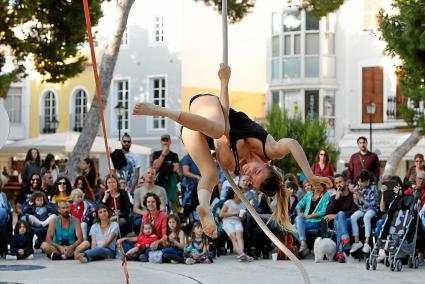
[{"x1": 187, "y1": 94, "x2": 271, "y2": 174}]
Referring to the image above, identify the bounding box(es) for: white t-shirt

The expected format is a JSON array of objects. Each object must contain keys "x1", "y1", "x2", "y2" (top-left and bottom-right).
[
  {"x1": 89, "y1": 221, "x2": 120, "y2": 250},
  {"x1": 223, "y1": 199, "x2": 245, "y2": 223}
]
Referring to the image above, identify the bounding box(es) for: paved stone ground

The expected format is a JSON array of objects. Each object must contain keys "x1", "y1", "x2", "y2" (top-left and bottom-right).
[{"x1": 1, "y1": 252, "x2": 424, "y2": 284}]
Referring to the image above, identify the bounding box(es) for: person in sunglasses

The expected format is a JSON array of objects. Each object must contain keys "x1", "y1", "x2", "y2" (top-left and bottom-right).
[
  {"x1": 51, "y1": 177, "x2": 72, "y2": 204},
  {"x1": 15, "y1": 173, "x2": 42, "y2": 216},
  {"x1": 311, "y1": 149, "x2": 334, "y2": 178}
]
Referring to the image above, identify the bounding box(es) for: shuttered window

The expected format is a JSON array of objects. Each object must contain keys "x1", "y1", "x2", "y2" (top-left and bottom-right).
[{"x1": 362, "y1": 66, "x2": 383, "y2": 123}]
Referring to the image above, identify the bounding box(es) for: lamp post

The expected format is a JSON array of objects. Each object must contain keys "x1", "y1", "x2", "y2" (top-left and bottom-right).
[
  {"x1": 366, "y1": 101, "x2": 376, "y2": 152},
  {"x1": 114, "y1": 102, "x2": 126, "y2": 141}
]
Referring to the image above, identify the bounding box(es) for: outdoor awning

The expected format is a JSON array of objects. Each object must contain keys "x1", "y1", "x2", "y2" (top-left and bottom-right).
[
  {"x1": 338, "y1": 129, "x2": 425, "y2": 163},
  {"x1": 0, "y1": 131, "x2": 152, "y2": 157}
]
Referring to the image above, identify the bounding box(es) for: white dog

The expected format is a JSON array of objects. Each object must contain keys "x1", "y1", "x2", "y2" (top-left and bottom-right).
[{"x1": 314, "y1": 237, "x2": 337, "y2": 263}]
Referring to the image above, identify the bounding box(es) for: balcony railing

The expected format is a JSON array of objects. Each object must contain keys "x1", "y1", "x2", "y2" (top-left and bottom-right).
[{"x1": 386, "y1": 96, "x2": 397, "y2": 120}]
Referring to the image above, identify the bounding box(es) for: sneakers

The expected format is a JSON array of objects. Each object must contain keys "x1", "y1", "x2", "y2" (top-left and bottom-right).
[
  {"x1": 239, "y1": 253, "x2": 254, "y2": 262},
  {"x1": 26, "y1": 254, "x2": 34, "y2": 260},
  {"x1": 336, "y1": 252, "x2": 345, "y2": 263},
  {"x1": 185, "y1": 258, "x2": 196, "y2": 265},
  {"x1": 138, "y1": 254, "x2": 148, "y2": 262},
  {"x1": 50, "y1": 252, "x2": 62, "y2": 261},
  {"x1": 349, "y1": 242, "x2": 363, "y2": 254},
  {"x1": 340, "y1": 239, "x2": 351, "y2": 251},
  {"x1": 362, "y1": 243, "x2": 371, "y2": 254},
  {"x1": 5, "y1": 254, "x2": 17, "y2": 260},
  {"x1": 170, "y1": 260, "x2": 179, "y2": 264}
]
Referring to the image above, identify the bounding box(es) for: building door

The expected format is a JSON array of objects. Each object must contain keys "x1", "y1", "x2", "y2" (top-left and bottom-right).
[
  {"x1": 305, "y1": 90, "x2": 319, "y2": 120},
  {"x1": 362, "y1": 66, "x2": 383, "y2": 123}
]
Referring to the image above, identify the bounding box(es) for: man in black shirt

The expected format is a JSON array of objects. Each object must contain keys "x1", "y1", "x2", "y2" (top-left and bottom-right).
[
  {"x1": 324, "y1": 174, "x2": 358, "y2": 263},
  {"x1": 152, "y1": 134, "x2": 179, "y2": 212}
]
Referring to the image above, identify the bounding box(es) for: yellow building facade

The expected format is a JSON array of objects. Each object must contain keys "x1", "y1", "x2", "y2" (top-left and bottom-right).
[{"x1": 29, "y1": 66, "x2": 95, "y2": 138}]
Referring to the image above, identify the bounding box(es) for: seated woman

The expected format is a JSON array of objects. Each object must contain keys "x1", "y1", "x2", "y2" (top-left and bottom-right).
[
  {"x1": 75, "y1": 205, "x2": 120, "y2": 263},
  {"x1": 133, "y1": 64, "x2": 331, "y2": 237},
  {"x1": 100, "y1": 175, "x2": 131, "y2": 235},
  {"x1": 219, "y1": 190, "x2": 253, "y2": 262},
  {"x1": 117, "y1": 193, "x2": 166, "y2": 254},
  {"x1": 51, "y1": 177, "x2": 72, "y2": 204},
  {"x1": 294, "y1": 182, "x2": 330, "y2": 258}
]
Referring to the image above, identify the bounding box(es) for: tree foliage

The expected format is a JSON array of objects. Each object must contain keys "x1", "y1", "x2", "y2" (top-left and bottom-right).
[
  {"x1": 263, "y1": 106, "x2": 338, "y2": 176},
  {"x1": 379, "y1": 0, "x2": 425, "y2": 130},
  {"x1": 194, "y1": 0, "x2": 255, "y2": 23},
  {"x1": 0, "y1": 0, "x2": 103, "y2": 98},
  {"x1": 290, "y1": 0, "x2": 345, "y2": 18}
]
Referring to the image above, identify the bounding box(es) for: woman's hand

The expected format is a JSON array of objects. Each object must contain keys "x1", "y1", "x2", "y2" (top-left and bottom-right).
[{"x1": 218, "y1": 64, "x2": 231, "y2": 83}]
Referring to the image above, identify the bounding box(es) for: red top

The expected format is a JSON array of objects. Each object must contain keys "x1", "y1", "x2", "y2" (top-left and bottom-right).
[
  {"x1": 347, "y1": 151, "x2": 380, "y2": 184},
  {"x1": 136, "y1": 234, "x2": 159, "y2": 249},
  {"x1": 141, "y1": 211, "x2": 167, "y2": 239},
  {"x1": 70, "y1": 202, "x2": 85, "y2": 221},
  {"x1": 311, "y1": 163, "x2": 334, "y2": 177}
]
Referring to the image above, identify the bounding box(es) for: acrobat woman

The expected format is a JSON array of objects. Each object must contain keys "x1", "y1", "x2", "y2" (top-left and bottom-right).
[{"x1": 133, "y1": 64, "x2": 331, "y2": 238}]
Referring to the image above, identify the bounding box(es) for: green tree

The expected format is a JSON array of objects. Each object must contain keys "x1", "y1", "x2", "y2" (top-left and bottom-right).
[
  {"x1": 378, "y1": 0, "x2": 425, "y2": 175},
  {"x1": 263, "y1": 106, "x2": 338, "y2": 176},
  {"x1": 0, "y1": 0, "x2": 103, "y2": 98}
]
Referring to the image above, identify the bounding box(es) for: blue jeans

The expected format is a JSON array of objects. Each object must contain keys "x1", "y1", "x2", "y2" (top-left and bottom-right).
[
  {"x1": 334, "y1": 211, "x2": 351, "y2": 243},
  {"x1": 0, "y1": 208, "x2": 8, "y2": 228},
  {"x1": 295, "y1": 215, "x2": 320, "y2": 241},
  {"x1": 351, "y1": 209, "x2": 376, "y2": 238},
  {"x1": 374, "y1": 218, "x2": 384, "y2": 237},
  {"x1": 133, "y1": 215, "x2": 142, "y2": 233},
  {"x1": 121, "y1": 240, "x2": 135, "y2": 253},
  {"x1": 84, "y1": 247, "x2": 115, "y2": 262}
]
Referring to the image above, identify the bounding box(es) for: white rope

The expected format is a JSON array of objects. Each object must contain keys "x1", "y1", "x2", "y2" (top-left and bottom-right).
[{"x1": 222, "y1": 0, "x2": 228, "y2": 65}]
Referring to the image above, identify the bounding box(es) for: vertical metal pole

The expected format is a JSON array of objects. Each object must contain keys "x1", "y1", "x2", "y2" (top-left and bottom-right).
[
  {"x1": 222, "y1": 0, "x2": 228, "y2": 65},
  {"x1": 118, "y1": 116, "x2": 121, "y2": 142},
  {"x1": 369, "y1": 115, "x2": 373, "y2": 152}
]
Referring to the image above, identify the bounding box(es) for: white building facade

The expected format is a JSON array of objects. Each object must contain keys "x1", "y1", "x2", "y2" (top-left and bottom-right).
[{"x1": 267, "y1": 0, "x2": 422, "y2": 177}]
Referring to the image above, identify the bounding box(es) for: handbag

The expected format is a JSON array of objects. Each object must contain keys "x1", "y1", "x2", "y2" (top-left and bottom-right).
[
  {"x1": 148, "y1": 250, "x2": 163, "y2": 264},
  {"x1": 110, "y1": 149, "x2": 127, "y2": 170}
]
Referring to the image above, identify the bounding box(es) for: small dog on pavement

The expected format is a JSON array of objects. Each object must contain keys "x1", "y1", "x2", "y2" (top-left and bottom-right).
[{"x1": 314, "y1": 237, "x2": 337, "y2": 263}]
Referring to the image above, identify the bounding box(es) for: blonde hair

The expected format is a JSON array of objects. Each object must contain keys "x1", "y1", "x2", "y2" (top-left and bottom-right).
[
  {"x1": 70, "y1": 188, "x2": 85, "y2": 201},
  {"x1": 260, "y1": 166, "x2": 294, "y2": 231}
]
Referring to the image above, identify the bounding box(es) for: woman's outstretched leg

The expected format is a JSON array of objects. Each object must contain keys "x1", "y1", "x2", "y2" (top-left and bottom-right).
[
  {"x1": 133, "y1": 96, "x2": 225, "y2": 139},
  {"x1": 181, "y1": 127, "x2": 218, "y2": 238}
]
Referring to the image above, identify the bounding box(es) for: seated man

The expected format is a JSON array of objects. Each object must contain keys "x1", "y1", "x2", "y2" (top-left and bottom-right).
[
  {"x1": 324, "y1": 174, "x2": 358, "y2": 263},
  {"x1": 40, "y1": 201, "x2": 83, "y2": 260}
]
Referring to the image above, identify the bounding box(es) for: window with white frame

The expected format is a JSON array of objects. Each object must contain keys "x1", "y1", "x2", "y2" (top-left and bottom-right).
[
  {"x1": 282, "y1": 10, "x2": 301, "y2": 79},
  {"x1": 42, "y1": 91, "x2": 57, "y2": 133},
  {"x1": 154, "y1": 16, "x2": 164, "y2": 43},
  {"x1": 151, "y1": 78, "x2": 166, "y2": 129},
  {"x1": 363, "y1": 0, "x2": 382, "y2": 31},
  {"x1": 121, "y1": 27, "x2": 129, "y2": 46},
  {"x1": 74, "y1": 89, "x2": 88, "y2": 132},
  {"x1": 115, "y1": 80, "x2": 129, "y2": 130},
  {"x1": 4, "y1": 87, "x2": 22, "y2": 124}
]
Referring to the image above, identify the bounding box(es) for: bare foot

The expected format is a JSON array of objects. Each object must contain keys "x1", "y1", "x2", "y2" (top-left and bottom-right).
[
  {"x1": 132, "y1": 102, "x2": 158, "y2": 116},
  {"x1": 309, "y1": 175, "x2": 333, "y2": 189},
  {"x1": 196, "y1": 205, "x2": 217, "y2": 238}
]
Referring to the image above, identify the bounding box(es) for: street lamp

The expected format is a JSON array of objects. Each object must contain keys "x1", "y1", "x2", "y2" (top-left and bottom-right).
[
  {"x1": 114, "y1": 102, "x2": 126, "y2": 141},
  {"x1": 366, "y1": 101, "x2": 376, "y2": 152},
  {"x1": 46, "y1": 117, "x2": 59, "y2": 133}
]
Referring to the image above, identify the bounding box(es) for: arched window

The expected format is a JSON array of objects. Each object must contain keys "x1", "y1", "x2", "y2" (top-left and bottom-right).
[
  {"x1": 42, "y1": 91, "x2": 58, "y2": 133},
  {"x1": 74, "y1": 89, "x2": 88, "y2": 132}
]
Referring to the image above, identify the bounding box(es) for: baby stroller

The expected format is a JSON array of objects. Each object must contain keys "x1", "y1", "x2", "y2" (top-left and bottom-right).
[{"x1": 366, "y1": 194, "x2": 421, "y2": 272}]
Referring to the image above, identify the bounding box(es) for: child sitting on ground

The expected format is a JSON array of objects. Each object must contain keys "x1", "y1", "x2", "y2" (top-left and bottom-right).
[
  {"x1": 22, "y1": 191, "x2": 56, "y2": 228},
  {"x1": 184, "y1": 221, "x2": 213, "y2": 264},
  {"x1": 6, "y1": 221, "x2": 34, "y2": 260},
  {"x1": 161, "y1": 214, "x2": 186, "y2": 264},
  {"x1": 70, "y1": 189, "x2": 95, "y2": 241},
  {"x1": 126, "y1": 222, "x2": 159, "y2": 262}
]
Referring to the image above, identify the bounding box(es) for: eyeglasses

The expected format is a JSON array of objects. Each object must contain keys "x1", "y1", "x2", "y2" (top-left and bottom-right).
[
  {"x1": 122, "y1": 140, "x2": 131, "y2": 144},
  {"x1": 161, "y1": 138, "x2": 169, "y2": 142},
  {"x1": 319, "y1": 153, "x2": 327, "y2": 156},
  {"x1": 58, "y1": 182, "x2": 66, "y2": 185},
  {"x1": 31, "y1": 179, "x2": 40, "y2": 182}
]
